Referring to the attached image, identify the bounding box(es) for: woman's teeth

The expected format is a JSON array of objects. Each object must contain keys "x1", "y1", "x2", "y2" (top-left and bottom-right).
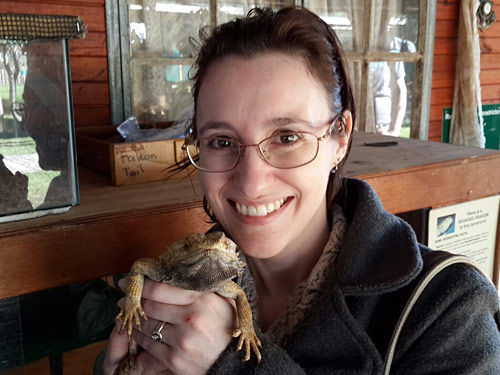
[{"x1": 236, "y1": 199, "x2": 286, "y2": 217}]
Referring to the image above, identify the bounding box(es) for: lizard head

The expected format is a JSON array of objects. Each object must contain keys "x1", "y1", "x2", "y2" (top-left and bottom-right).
[{"x1": 165, "y1": 232, "x2": 243, "y2": 271}]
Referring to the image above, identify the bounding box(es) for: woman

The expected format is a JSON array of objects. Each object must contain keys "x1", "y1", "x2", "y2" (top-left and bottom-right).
[{"x1": 104, "y1": 7, "x2": 500, "y2": 374}]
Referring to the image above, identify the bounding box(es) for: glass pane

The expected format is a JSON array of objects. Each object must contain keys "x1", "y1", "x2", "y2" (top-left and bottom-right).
[
  {"x1": 303, "y1": 0, "x2": 365, "y2": 52},
  {"x1": 128, "y1": 0, "x2": 210, "y2": 58},
  {"x1": 131, "y1": 63, "x2": 193, "y2": 124},
  {"x1": 217, "y1": 0, "x2": 289, "y2": 25},
  {"x1": 0, "y1": 40, "x2": 78, "y2": 221},
  {"x1": 369, "y1": 60, "x2": 415, "y2": 138},
  {"x1": 371, "y1": 0, "x2": 419, "y2": 52}
]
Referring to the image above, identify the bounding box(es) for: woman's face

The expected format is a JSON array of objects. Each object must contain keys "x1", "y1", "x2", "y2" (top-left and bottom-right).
[{"x1": 196, "y1": 52, "x2": 350, "y2": 259}]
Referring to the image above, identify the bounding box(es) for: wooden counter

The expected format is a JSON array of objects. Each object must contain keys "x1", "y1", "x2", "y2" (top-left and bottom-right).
[{"x1": 1, "y1": 132, "x2": 499, "y2": 299}]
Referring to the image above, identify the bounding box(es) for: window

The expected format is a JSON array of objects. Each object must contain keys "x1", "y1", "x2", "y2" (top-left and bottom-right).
[
  {"x1": 304, "y1": 0, "x2": 436, "y2": 138},
  {"x1": 106, "y1": 0, "x2": 435, "y2": 139}
]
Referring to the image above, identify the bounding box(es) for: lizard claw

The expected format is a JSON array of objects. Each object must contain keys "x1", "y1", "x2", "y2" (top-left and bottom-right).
[
  {"x1": 233, "y1": 326, "x2": 262, "y2": 363},
  {"x1": 116, "y1": 297, "x2": 147, "y2": 336}
]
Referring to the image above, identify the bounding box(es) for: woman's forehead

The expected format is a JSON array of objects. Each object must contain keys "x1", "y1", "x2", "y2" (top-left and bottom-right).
[{"x1": 196, "y1": 53, "x2": 330, "y2": 127}]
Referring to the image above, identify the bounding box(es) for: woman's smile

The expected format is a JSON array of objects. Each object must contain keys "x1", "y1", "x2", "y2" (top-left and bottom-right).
[{"x1": 234, "y1": 197, "x2": 288, "y2": 217}]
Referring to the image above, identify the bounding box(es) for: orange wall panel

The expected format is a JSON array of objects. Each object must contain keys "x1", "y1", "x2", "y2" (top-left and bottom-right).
[
  {"x1": 0, "y1": 0, "x2": 111, "y2": 127},
  {"x1": 429, "y1": 1, "x2": 500, "y2": 142}
]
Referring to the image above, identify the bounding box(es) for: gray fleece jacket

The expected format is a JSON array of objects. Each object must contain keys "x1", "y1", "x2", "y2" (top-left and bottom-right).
[{"x1": 209, "y1": 178, "x2": 500, "y2": 374}]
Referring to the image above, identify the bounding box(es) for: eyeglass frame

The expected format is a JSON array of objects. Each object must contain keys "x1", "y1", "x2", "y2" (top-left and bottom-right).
[{"x1": 183, "y1": 114, "x2": 343, "y2": 173}]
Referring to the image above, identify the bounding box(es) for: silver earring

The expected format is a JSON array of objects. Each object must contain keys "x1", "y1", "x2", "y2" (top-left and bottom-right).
[{"x1": 331, "y1": 158, "x2": 342, "y2": 174}]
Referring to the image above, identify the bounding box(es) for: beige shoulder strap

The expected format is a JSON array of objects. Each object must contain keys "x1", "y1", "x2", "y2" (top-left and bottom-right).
[{"x1": 383, "y1": 255, "x2": 497, "y2": 375}]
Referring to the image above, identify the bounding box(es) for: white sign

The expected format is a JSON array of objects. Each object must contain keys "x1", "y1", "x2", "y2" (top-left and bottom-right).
[{"x1": 428, "y1": 195, "x2": 500, "y2": 280}]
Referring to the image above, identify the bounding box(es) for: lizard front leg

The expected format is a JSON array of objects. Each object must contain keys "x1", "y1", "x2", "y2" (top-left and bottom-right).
[
  {"x1": 116, "y1": 257, "x2": 164, "y2": 335},
  {"x1": 222, "y1": 280, "x2": 262, "y2": 363}
]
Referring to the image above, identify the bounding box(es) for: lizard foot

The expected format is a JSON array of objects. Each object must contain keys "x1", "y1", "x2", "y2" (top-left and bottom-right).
[
  {"x1": 232, "y1": 325, "x2": 262, "y2": 363},
  {"x1": 115, "y1": 297, "x2": 147, "y2": 336}
]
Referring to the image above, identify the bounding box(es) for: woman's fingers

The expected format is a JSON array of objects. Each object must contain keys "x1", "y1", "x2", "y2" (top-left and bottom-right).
[
  {"x1": 119, "y1": 277, "x2": 204, "y2": 305},
  {"x1": 115, "y1": 278, "x2": 237, "y2": 374},
  {"x1": 102, "y1": 324, "x2": 132, "y2": 375},
  {"x1": 141, "y1": 278, "x2": 203, "y2": 305},
  {"x1": 131, "y1": 323, "x2": 217, "y2": 375}
]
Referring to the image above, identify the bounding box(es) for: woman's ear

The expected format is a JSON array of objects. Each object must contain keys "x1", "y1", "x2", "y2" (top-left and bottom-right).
[
  {"x1": 331, "y1": 110, "x2": 352, "y2": 169},
  {"x1": 341, "y1": 110, "x2": 353, "y2": 139}
]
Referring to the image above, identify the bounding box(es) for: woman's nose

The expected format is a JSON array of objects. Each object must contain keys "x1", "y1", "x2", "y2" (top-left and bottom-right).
[{"x1": 233, "y1": 145, "x2": 274, "y2": 199}]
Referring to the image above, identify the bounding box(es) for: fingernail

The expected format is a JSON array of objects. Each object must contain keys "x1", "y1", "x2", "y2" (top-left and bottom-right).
[{"x1": 118, "y1": 277, "x2": 127, "y2": 290}]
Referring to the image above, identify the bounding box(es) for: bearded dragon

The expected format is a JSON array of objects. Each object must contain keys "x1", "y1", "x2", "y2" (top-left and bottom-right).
[{"x1": 114, "y1": 231, "x2": 261, "y2": 374}]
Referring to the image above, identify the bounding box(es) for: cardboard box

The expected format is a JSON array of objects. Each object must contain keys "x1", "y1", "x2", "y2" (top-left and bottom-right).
[{"x1": 76, "y1": 126, "x2": 196, "y2": 185}]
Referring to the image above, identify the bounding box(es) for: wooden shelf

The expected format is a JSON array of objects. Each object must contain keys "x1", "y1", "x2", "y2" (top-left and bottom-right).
[{"x1": 1, "y1": 132, "x2": 499, "y2": 299}]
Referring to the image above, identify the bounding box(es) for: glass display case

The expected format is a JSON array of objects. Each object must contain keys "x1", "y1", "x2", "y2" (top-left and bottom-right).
[{"x1": 0, "y1": 14, "x2": 86, "y2": 222}]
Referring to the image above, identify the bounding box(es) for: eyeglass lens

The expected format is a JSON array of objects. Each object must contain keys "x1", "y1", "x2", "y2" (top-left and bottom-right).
[{"x1": 187, "y1": 132, "x2": 321, "y2": 172}]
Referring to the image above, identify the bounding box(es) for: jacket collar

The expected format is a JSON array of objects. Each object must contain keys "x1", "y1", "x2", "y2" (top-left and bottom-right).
[{"x1": 334, "y1": 178, "x2": 423, "y2": 296}]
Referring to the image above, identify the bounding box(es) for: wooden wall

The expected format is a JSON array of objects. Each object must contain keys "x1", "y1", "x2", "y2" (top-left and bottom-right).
[
  {"x1": 1, "y1": 1, "x2": 499, "y2": 139},
  {"x1": 0, "y1": 0, "x2": 110, "y2": 128},
  {"x1": 430, "y1": 0, "x2": 500, "y2": 142}
]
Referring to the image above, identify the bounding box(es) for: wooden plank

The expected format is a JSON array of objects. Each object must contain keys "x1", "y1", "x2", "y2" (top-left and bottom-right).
[
  {"x1": 0, "y1": 169, "x2": 205, "y2": 234},
  {"x1": 481, "y1": 53, "x2": 500, "y2": 70},
  {"x1": 435, "y1": 19, "x2": 457, "y2": 39},
  {"x1": 427, "y1": 136, "x2": 441, "y2": 143},
  {"x1": 432, "y1": 54, "x2": 456, "y2": 73},
  {"x1": 482, "y1": 84, "x2": 500, "y2": 101},
  {"x1": 483, "y1": 99, "x2": 500, "y2": 105},
  {"x1": 480, "y1": 69, "x2": 500, "y2": 85},
  {"x1": 73, "y1": 106, "x2": 111, "y2": 127},
  {"x1": 431, "y1": 74, "x2": 454, "y2": 90},
  {"x1": 481, "y1": 37, "x2": 500, "y2": 53},
  {"x1": 0, "y1": 207, "x2": 212, "y2": 298},
  {"x1": 436, "y1": 1, "x2": 459, "y2": 21},
  {"x1": 433, "y1": 38, "x2": 457, "y2": 55},
  {"x1": 359, "y1": 155, "x2": 500, "y2": 214},
  {"x1": 69, "y1": 32, "x2": 107, "y2": 57},
  {"x1": 430, "y1": 86, "x2": 453, "y2": 106},
  {"x1": 72, "y1": 82, "x2": 110, "y2": 106},
  {"x1": 344, "y1": 133, "x2": 499, "y2": 177},
  {"x1": 430, "y1": 104, "x2": 448, "y2": 122},
  {"x1": 428, "y1": 120, "x2": 443, "y2": 139},
  {"x1": 70, "y1": 56, "x2": 108, "y2": 82}
]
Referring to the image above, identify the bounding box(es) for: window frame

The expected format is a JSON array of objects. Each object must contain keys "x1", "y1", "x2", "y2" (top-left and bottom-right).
[{"x1": 105, "y1": 0, "x2": 435, "y2": 139}]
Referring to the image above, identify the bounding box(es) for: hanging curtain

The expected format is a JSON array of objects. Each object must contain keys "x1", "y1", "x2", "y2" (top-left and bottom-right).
[
  {"x1": 348, "y1": 0, "x2": 399, "y2": 133},
  {"x1": 449, "y1": 0, "x2": 485, "y2": 148}
]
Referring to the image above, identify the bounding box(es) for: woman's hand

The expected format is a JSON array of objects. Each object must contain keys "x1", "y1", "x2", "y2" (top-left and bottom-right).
[{"x1": 103, "y1": 278, "x2": 236, "y2": 375}]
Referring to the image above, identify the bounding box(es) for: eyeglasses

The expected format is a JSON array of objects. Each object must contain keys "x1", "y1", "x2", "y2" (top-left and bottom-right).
[{"x1": 184, "y1": 116, "x2": 340, "y2": 173}]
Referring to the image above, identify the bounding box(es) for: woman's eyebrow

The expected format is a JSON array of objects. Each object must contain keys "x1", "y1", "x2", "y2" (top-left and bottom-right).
[
  {"x1": 198, "y1": 121, "x2": 234, "y2": 136},
  {"x1": 198, "y1": 117, "x2": 314, "y2": 136},
  {"x1": 268, "y1": 117, "x2": 314, "y2": 129}
]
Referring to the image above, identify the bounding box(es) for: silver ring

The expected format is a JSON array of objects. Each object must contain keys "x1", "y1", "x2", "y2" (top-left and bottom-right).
[{"x1": 152, "y1": 321, "x2": 166, "y2": 342}]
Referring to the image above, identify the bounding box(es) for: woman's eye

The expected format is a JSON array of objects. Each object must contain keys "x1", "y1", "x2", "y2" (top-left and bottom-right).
[
  {"x1": 275, "y1": 133, "x2": 301, "y2": 144},
  {"x1": 207, "y1": 138, "x2": 236, "y2": 149}
]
